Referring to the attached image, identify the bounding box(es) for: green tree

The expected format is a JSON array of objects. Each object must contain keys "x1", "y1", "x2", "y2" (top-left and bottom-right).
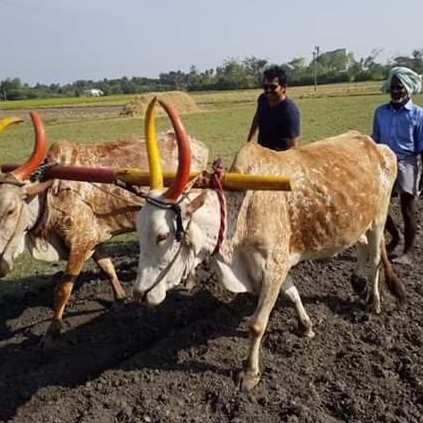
[
  {"x1": 0, "y1": 77, "x2": 24, "y2": 100},
  {"x1": 243, "y1": 56, "x2": 268, "y2": 85}
]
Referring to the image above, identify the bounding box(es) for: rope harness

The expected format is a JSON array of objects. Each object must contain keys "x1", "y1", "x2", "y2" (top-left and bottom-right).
[
  {"x1": 141, "y1": 158, "x2": 227, "y2": 297},
  {"x1": 145, "y1": 158, "x2": 226, "y2": 253},
  {"x1": 210, "y1": 158, "x2": 226, "y2": 255},
  {"x1": 146, "y1": 196, "x2": 186, "y2": 242},
  {"x1": 29, "y1": 159, "x2": 59, "y2": 182}
]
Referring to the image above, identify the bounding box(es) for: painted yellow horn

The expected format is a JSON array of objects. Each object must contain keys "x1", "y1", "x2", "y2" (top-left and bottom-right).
[
  {"x1": 0, "y1": 117, "x2": 23, "y2": 135},
  {"x1": 144, "y1": 97, "x2": 164, "y2": 190}
]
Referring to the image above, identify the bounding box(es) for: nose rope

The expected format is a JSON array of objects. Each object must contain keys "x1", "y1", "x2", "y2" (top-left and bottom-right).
[{"x1": 210, "y1": 158, "x2": 226, "y2": 255}]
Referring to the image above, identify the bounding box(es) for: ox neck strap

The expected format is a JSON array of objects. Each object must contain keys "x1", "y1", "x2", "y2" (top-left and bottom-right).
[
  {"x1": 0, "y1": 174, "x2": 25, "y2": 186},
  {"x1": 146, "y1": 196, "x2": 185, "y2": 242}
]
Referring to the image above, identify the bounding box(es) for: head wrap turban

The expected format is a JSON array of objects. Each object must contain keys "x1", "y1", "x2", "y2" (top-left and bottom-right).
[{"x1": 382, "y1": 66, "x2": 422, "y2": 95}]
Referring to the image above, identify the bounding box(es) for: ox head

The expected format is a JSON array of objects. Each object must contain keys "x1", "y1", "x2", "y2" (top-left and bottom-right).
[
  {"x1": 133, "y1": 98, "x2": 212, "y2": 305},
  {"x1": 0, "y1": 113, "x2": 47, "y2": 276}
]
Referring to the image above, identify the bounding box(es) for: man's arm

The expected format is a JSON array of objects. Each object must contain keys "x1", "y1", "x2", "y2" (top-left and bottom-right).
[
  {"x1": 283, "y1": 101, "x2": 300, "y2": 148},
  {"x1": 247, "y1": 111, "x2": 258, "y2": 142}
]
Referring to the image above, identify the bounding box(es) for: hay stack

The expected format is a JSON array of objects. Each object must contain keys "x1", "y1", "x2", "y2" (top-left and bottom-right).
[{"x1": 121, "y1": 91, "x2": 200, "y2": 117}]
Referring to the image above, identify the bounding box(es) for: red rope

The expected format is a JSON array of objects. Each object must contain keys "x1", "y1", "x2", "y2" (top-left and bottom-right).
[{"x1": 211, "y1": 158, "x2": 226, "y2": 255}]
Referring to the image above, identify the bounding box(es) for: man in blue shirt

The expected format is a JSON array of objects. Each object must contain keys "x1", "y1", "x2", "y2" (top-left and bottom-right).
[
  {"x1": 247, "y1": 65, "x2": 300, "y2": 151},
  {"x1": 372, "y1": 66, "x2": 423, "y2": 265}
]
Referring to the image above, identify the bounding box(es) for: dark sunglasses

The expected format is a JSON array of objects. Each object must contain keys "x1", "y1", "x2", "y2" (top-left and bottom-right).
[{"x1": 262, "y1": 83, "x2": 279, "y2": 92}]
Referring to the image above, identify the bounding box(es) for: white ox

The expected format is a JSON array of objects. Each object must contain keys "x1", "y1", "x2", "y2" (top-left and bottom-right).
[
  {"x1": 0, "y1": 113, "x2": 208, "y2": 347},
  {"x1": 133, "y1": 99, "x2": 406, "y2": 391}
]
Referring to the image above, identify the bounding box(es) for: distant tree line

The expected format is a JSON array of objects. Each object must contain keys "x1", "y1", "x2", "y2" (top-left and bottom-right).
[{"x1": 1, "y1": 48, "x2": 423, "y2": 101}]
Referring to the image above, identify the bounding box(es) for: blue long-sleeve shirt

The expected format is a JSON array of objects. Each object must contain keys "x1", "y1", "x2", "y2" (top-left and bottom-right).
[{"x1": 372, "y1": 99, "x2": 423, "y2": 159}]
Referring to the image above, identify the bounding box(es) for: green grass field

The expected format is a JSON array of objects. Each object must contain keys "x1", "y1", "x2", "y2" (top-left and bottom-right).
[{"x1": 0, "y1": 83, "x2": 422, "y2": 295}]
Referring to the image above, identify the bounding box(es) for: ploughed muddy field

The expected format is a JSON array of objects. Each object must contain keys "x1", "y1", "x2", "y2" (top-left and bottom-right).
[{"x1": 1, "y1": 198, "x2": 423, "y2": 423}]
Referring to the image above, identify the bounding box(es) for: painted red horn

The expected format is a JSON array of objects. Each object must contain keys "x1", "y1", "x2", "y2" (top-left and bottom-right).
[
  {"x1": 158, "y1": 99, "x2": 191, "y2": 201},
  {"x1": 11, "y1": 112, "x2": 47, "y2": 181}
]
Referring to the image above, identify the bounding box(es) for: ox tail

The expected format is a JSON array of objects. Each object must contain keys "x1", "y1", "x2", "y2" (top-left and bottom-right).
[{"x1": 380, "y1": 236, "x2": 406, "y2": 307}]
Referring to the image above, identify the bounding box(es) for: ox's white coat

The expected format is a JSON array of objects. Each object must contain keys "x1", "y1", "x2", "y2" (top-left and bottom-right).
[{"x1": 134, "y1": 131, "x2": 404, "y2": 391}]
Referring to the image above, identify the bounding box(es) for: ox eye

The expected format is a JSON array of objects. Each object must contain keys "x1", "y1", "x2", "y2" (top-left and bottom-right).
[{"x1": 156, "y1": 232, "x2": 169, "y2": 245}]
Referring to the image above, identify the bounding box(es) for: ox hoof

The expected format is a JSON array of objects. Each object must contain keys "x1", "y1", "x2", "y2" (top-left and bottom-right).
[
  {"x1": 235, "y1": 369, "x2": 261, "y2": 392},
  {"x1": 368, "y1": 304, "x2": 381, "y2": 315},
  {"x1": 298, "y1": 320, "x2": 315, "y2": 338},
  {"x1": 365, "y1": 294, "x2": 381, "y2": 315},
  {"x1": 39, "y1": 320, "x2": 62, "y2": 349},
  {"x1": 301, "y1": 327, "x2": 315, "y2": 338},
  {"x1": 112, "y1": 290, "x2": 127, "y2": 302},
  {"x1": 350, "y1": 274, "x2": 368, "y2": 299},
  {"x1": 367, "y1": 301, "x2": 381, "y2": 315}
]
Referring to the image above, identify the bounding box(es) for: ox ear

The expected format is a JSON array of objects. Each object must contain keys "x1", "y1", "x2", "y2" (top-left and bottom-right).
[
  {"x1": 22, "y1": 180, "x2": 53, "y2": 199},
  {"x1": 184, "y1": 191, "x2": 207, "y2": 216}
]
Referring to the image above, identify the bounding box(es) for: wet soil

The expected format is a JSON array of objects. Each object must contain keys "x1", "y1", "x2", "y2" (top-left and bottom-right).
[{"x1": 1, "y1": 199, "x2": 423, "y2": 423}]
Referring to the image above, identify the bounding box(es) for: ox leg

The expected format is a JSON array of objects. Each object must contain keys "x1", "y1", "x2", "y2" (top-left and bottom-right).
[
  {"x1": 366, "y1": 229, "x2": 383, "y2": 314},
  {"x1": 281, "y1": 276, "x2": 314, "y2": 338},
  {"x1": 40, "y1": 273, "x2": 79, "y2": 348},
  {"x1": 236, "y1": 272, "x2": 285, "y2": 392},
  {"x1": 41, "y1": 253, "x2": 86, "y2": 348},
  {"x1": 93, "y1": 246, "x2": 126, "y2": 302},
  {"x1": 350, "y1": 237, "x2": 369, "y2": 300}
]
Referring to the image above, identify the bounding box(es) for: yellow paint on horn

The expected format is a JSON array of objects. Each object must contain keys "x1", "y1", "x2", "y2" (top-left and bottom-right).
[
  {"x1": 144, "y1": 97, "x2": 163, "y2": 190},
  {"x1": 0, "y1": 117, "x2": 23, "y2": 135}
]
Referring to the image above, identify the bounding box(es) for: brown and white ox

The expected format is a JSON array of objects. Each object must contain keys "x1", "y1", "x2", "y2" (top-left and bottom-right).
[
  {"x1": 0, "y1": 113, "x2": 208, "y2": 347},
  {"x1": 132, "y1": 98, "x2": 406, "y2": 391}
]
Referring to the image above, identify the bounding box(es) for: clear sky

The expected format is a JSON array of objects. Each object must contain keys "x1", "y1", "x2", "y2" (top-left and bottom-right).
[{"x1": 2, "y1": 0, "x2": 422, "y2": 85}]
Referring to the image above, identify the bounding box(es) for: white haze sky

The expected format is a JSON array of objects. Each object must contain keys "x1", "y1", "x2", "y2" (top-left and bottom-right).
[{"x1": 2, "y1": 0, "x2": 422, "y2": 85}]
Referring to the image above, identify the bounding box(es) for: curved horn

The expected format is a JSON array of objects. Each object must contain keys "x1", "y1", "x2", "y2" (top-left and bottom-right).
[
  {"x1": 144, "y1": 97, "x2": 164, "y2": 190},
  {"x1": 10, "y1": 112, "x2": 47, "y2": 181},
  {"x1": 0, "y1": 117, "x2": 23, "y2": 135},
  {"x1": 158, "y1": 99, "x2": 191, "y2": 201}
]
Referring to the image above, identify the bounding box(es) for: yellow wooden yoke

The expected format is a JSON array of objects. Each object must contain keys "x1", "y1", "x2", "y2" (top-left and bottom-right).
[{"x1": 114, "y1": 169, "x2": 293, "y2": 192}]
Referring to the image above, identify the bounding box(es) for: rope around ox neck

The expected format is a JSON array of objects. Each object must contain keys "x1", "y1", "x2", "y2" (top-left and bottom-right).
[{"x1": 211, "y1": 158, "x2": 226, "y2": 255}]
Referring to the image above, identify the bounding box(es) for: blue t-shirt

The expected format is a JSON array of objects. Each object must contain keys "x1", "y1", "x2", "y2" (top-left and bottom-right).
[
  {"x1": 257, "y1": 94, "x2": 300, "y2": 151},
  {"x1": 372, "y1": 99, "x2": 423, "y2": 159}
]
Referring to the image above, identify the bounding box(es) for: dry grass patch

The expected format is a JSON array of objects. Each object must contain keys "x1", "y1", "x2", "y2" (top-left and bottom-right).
[{"x1": 120, "y1": 91, "x2": 200, "y2": 117}]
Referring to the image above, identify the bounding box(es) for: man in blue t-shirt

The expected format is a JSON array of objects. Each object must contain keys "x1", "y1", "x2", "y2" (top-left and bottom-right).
[
  {"x1": 247, "y1": 65, "x2": 300, "y2": 151},
  {"x1": 372, "y1": 66, "x2": 423, "y2": 265}
]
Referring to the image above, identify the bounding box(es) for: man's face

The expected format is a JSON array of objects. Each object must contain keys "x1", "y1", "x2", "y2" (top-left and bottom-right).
[
  {"x1": 262, "y1": 77, "x2": 286, "y2": 101},
  {"x1": 390, "y1": 76, "x2": 409, "y2": 104}
]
